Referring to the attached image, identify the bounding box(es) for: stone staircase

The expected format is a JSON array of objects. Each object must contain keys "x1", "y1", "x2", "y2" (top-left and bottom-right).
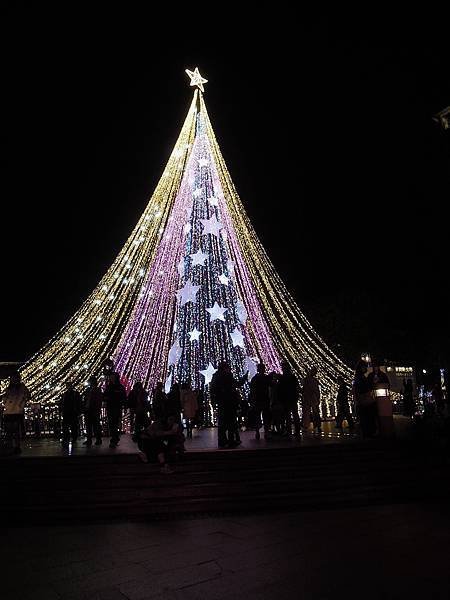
[{"x1": 2, "y1": 442, "x2": 449, "y2": 523}]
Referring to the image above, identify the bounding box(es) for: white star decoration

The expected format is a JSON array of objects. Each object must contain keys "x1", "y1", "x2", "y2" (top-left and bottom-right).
[
  {"x1": 168, "y1": 339, "x2": 182, "y2": 367},
  {"x1": 183, "y1": 223, "x2": 191, "y2": 235},
  {"x1": 218, "y1": 274, "x2": 229, "y2": 286},
  {"x1": 200, "y1": 215, "x2": 223, "y2": 237},
  {"x1": 177, "y1": 258, "x2": 185, "y2": 278},
  {"x1": 200, "y1": 362, "x2": 217, "y2": 385},
  {"x1": 245, "y1": 356, "x2": 258, "y2": 380},
  {"x1": 190, "y1": 249, "x2": 208, "y2": 267},
  {"x1": 208, "y1": 196, "x2": 219, "y2": 207},
  {"x1": 185, "y1": 67, "x2": 208, "y2": 93},
  {"x1": 206, "y1": 302, "x2": 227, "y2": 322},
  {"x1": 193, "y1": 187, "x2": 203, "y2": 199},
  {"x1": 230, "y1": 328, "x2": 245, "y2": 349},
  {"x1": 188, "y1": 327, "x2": 202, "y2": 342},
  {"x1": 164, "y1": 373, "x2": 173, "y2": 394},
  {"x1": 177, "y1": 280, "x2": 200, "y2": 306},
  {"x1": 236, "y1": 299, "x2": 248, "y2": 324},
  {"x1": 198, "y1": 158, "x2": 209, "y2": 168}
]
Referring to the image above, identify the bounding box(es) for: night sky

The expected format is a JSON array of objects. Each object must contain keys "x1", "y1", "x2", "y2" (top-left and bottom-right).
[{"x1": 2, "y1": 7, "x2": 450, "y2": 371}]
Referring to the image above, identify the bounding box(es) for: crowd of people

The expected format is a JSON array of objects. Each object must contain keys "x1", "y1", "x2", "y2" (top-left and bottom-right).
[{"x1": 1, "y1": 356, "x2": 448, "y2": 468}]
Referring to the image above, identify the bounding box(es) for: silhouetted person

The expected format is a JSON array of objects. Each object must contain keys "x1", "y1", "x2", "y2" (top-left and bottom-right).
[
  {"x1": 166, "y1": 382, "x2": 182, "y2": 422},
  {"x1": 165, "y1": 414, "x2": 186, "y2": 458},
  {"x1": 60, "y1": 381, "x2": 82, "y2": 448},
  {"x1": 180, "y1": 382, "x2": 198, "y2": 439},
  {"x1": 268, "y1": 372, "x2": 284, "y2": 434},
  {"x1": 335, "y1": 375, "x2": 354, "y2": 431},
  {"x1": 366, "y1": 362, "x2": 390, "y2": 392},
  {"x1": 353, "y1": 360, "x2": 376, "y2": 438},
  {"x1": 278, "y1": 360, "x2": 301, "y2": 436},
  {"x1": 210, "y1": 362, "x2": 247, "y2": 448},
  {"x1": 128, "y1": 381, "x2": 149, "y2": 442},
  {"x1": 403, "y1": 378, "x2": 414, "y2": 417},
  {"x1": 139, "y1": 418, "x2": 175, "y2": 473},
  {"x1": 303, "y1": 366, "x2": 321, "y2": 433},
  {"x1": 1, "y1": 371, "x2": 30, "y2": 454},
  {"x1": 151, "y1": 382, "x2": 166, "y2": 421},
  {"x1": 104, "y1": 372, "x2": 126, "y2": 448},
  {"x1": 250, "y1": 362, "x2": 272, "y2": 440},
  {"x1": 101, "y1": 357, "x2": 117, "y2": 387},
  {"x1": 83, "y1": 375, "x2": 103, "y2": 446}
]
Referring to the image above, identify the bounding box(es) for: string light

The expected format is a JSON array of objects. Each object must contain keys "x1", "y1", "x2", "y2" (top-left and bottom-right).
[{"x1": 10, "y1": 69, "x2": 351, "y2": 409}]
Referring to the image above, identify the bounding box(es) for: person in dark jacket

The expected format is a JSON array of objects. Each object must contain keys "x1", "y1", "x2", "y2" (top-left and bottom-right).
[
  {"x1": 104, "y1": 372, "x2": 127, "y2": 448},
  {"x1": 335, "y1": 376, "x2": 354, "y2": 431},
  {"x1": 151, "y1": 382, "x2": 166, "y2": 421},
  {"x1": 353, "y1": 360, "x2": 377, "y2": 438},
  {"x1": 302, "y1": 366, "x2": 321, "y2": 433},
  {"x1": 210, "y1": 362, "x2": 247, "y2": 448},
  {"x1": 60, "y1": 381, "x2": 82, "y2": 448},
  {"x1": 278, "y1": 360, "x2": 301, "y2": 436},
  {"x1": 250, "y1": 362, "x2": 272, "y2": 440},
  {"x1": 366, "y1": 362, "x2": 390, "y2": 391},
  {"x1": 402, "y1": 378, "x2": 414, "y2": 417},
  {"x1": 166, "y1": 382, "x2": 182, "y2": 422},
  {"x1": 83, "y1": 375, "x2": 103, "y2": 446},
  {"x1": 128, "y1": 381, "x2": 149, "y2": 442}
]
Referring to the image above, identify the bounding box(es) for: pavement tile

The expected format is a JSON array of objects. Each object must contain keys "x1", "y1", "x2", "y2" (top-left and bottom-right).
[
  {"x1": 51, "y1": 563, "x2": 149, "y2": 596},
  {"x1": 119, "y1": 560, "x2": 222, "y2": 599}
]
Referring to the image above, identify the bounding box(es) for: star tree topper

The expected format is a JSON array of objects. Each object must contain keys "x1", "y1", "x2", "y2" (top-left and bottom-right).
[{"x1": 185, "y1": 67, "x2": 208, "y2": 93}]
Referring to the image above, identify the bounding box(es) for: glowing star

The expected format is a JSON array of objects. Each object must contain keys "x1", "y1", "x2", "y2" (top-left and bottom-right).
[
  {"x1": 206, "y1": 302, "x2": 227, "y2": 322},
  {"x1": 200, "y1": 215, "x2": 223, "y2": 237},
  {"x1": 227, "y1": 259, "x2": 235, "y2": 275},
  {"x1": 177, "y1": 258, "x2": 185, "y2": 278},
  {"x1": 193, "y1": 187, "x2": 203, "y2": 199},
  {"x1": 236, "y1": 299, "x2": 248, "y2": 324},
  {"x1": 200, "y1": 362, "x2": 217, "y2": 385},
  {"x1": 188, "y1": 327, "x2": 202, "y2": 342},
  {"x1": 167, "y1": 339, "x2": 182, "y2": 367},
  {"x1": 198, "y1": 158, "x2": 209, "y2": 168},
  {"x1": 208, "y1": 196, "x2": 219, "y2": 207},
  {"x1": 218, "y1": 274, "x2": 229, "y2": 286},
  {"x1": 245, "y1": 356, "x2": 259, "y2": 380},
  {"x1": 177, "y1": 280, "x2": 200, "y2": 306},
  {"x1": 183, "y1": 223, "x2": 191, "y2": 235},
  {"x1": 230, "y1": 327, "x2": 245, "y2": 349},
  {"x1": 185, "y1": 67, "x2": 208, "y2": 93},
  {"x1": 190, "y1": 249, "x2": 208, "y2": 267}
]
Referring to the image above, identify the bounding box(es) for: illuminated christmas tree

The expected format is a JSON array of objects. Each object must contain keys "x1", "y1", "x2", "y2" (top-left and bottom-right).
[{"x1": 18, "y1": 68, "x2": 351, "y2": 410}]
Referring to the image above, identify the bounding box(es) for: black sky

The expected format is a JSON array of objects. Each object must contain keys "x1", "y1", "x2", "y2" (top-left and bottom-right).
[{"x1": 1, "y1": 7, "x2": 450, "y2": 369}]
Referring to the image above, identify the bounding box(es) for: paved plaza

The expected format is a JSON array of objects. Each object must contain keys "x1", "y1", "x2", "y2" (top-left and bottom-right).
[
  {"x1": 16, "y1": 419, "x2": 391, "y2": 459},
  {"x1": 2, "y1": 502, "x2": 449, "y2": 600}
]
